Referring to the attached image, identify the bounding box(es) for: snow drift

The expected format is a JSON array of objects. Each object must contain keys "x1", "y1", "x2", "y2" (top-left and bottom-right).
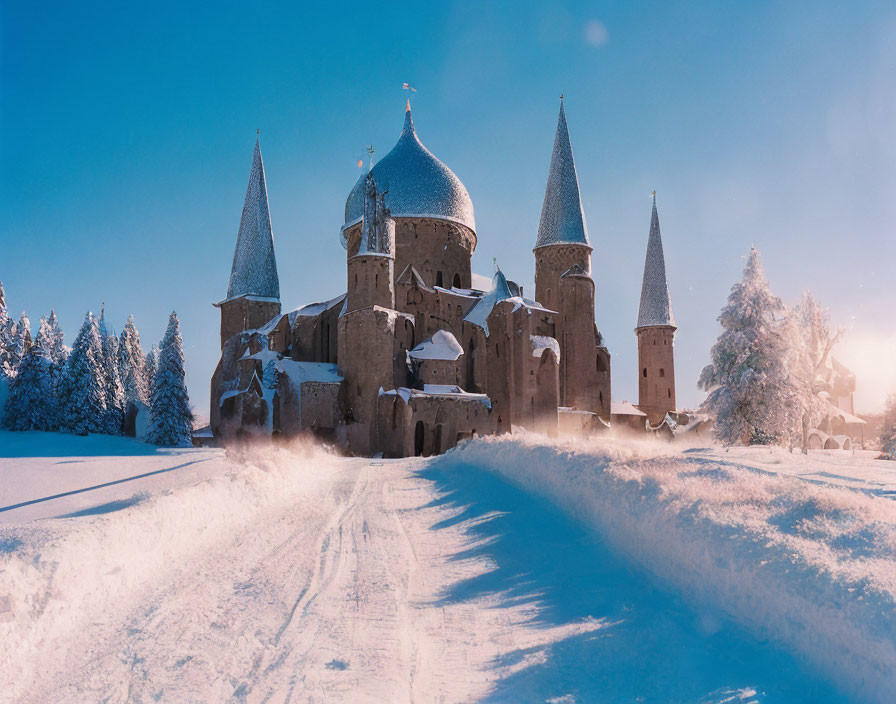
[
  {"x1": 438, "y1": 435, "x2": 896, "y2": 703},
  {"x1": 0, "y1": 439, "x2": 342, "y2": 700}
]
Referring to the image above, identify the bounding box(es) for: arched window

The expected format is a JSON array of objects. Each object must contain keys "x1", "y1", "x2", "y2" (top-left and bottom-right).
[
  {"x1": 453, "y1": 273, "x2": 461, "y2": 288},
  {"x1": 668, "y1": 388, "x2": 671, "y2": 399},
  {"x1": 659, "y1": 368, "x2": 665, "y2": 378},
  {"x1": 643, "y1": 368, "x2": 647, "y2": 378}
]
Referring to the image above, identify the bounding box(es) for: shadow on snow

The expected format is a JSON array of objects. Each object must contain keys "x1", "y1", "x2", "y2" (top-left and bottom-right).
[{"x1": 416, "y1": 455, "x2": 850, "y2": 704}]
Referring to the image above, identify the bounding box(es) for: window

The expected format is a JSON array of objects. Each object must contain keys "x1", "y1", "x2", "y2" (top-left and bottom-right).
[
  {"x1": 659, "y1": 368, "x2": 665, "y2": 378},
  {"x1": 668, "y1": 388, "x2": 672, "y2": 399},
  {"x1": 453, "y1": 273, "x2": 461, "y2": 288},
  {"x1": 643, "y1": 368, "x2": 647, "y2": 378},
  {"x1": 436, "y1": 271, "x2": 443, "y2": 287}
]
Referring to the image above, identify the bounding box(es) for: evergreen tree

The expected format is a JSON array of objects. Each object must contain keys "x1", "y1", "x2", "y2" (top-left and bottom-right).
[
  {"x1": 145, "y1": 345, "x2": 159, "y2": 394},
  {"x1": 147, "y1": 312, "x2": 193, "y2": 446},
  {"x1": 58, "y1": 313, "x2": 108, "y2": 435},
  {"x1": 118, "y1": 315, "x2": 148, "y2": 405},
  {"x1": 0, "y1": 282, "x2": 15, "y2": 378},
  {"x1": 8, "y1": 312, "x2": 31, "y2": 372},
  {"x1": 45, "y1": 309, "x2": 68, "y2": 365},
  {"x1": 699, "y1": 248, "x2": 800, "y2": 445},
  {"x1": 3, "y1": 317, "x2": 58, "y2": 431},
  {"x1": 98, "y1": 304, "x2": 125, "y2": 433}
]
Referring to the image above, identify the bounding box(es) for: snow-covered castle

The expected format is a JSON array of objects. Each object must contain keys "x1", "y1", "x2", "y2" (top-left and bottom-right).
[{"x1": 210, "y1": 100, "x2": 677, "y2": 455}]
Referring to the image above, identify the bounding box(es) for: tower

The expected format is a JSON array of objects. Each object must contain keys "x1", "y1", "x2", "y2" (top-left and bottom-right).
[
  {"x1": 534, "y1": 98, "x2": 610, "y2": 416},
  {"x1": 338, "y1": 173, "x2": 401, "y2": 454},
  {"x1": 636, "y1": 193, "x2": 676, "y2": 423},
  {"x1": 533, "y1": 98, "x2": 592, "y2": 313},
  {"x1": 214, "y1": 137, "x2": 281, "y2": 347}
]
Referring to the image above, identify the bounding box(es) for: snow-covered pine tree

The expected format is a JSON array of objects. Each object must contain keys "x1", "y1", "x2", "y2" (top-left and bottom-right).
[
  {"x1": 58, "y1": 312, "x2": 108, "y2": 435},
  {"x1": 2, "y1": 316, "x2": 59, "y2": 431},
  {"x1": 0, "y1": 282, "x2": 15, "y2": 378},
  {"x1": 98, "y1": 305, "x2": 125, "y2": 433},
  {"x1": 118, "y1": 315, "x2": 148, "y2": 405},
  {"x1": 8, "y1": 312, "x2": 32, "y2": 372},
  {"x1": 145, "y1": 345, "x2": 159, "y2": 394},
  {"x1": 147, "y1": 312, "x2": 193, "y2": 446},
  {"x1": 699, "y1": 247, "x2": 801, "y2": 445},
  {"x1": 45, "y1": 309, "x2": 68, "y2": 365}
]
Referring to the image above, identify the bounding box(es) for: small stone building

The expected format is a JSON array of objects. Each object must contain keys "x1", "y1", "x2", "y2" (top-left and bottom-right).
[{"x1": 210, "y1": 99, "x2": 678, "y2": 455}]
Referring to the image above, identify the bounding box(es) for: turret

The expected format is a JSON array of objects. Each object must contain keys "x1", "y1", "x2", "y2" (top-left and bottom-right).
[
  {"x1": 533, "y1": 98, "x2": 593, "y2": 313},
  {"x1": 636, "y1": 193, "x2": 676, "y2": 423},
  {"x1": 346, "y1": 173, "x2": 395, "y2": 313},
  {"x1": 214, "y1": 137, "x2": 281, "y2": 347},
  {"x1": 338, "y1": 172, "x2": 406, "y2": 454}
]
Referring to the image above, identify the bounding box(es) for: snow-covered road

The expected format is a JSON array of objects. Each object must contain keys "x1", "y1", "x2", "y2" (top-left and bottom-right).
[{"x1": 1, "y1": 432, "x2": 890, "y2": 702}]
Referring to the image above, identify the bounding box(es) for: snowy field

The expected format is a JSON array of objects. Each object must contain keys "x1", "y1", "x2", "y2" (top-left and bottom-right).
[{"x1": 0, "y1": 431, "x2": 894, "y2": 703}]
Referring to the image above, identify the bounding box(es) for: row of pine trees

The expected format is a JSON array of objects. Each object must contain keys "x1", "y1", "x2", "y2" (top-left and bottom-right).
[{"x1": 0, "y1": 282, "x2": 193, "y2": 446}]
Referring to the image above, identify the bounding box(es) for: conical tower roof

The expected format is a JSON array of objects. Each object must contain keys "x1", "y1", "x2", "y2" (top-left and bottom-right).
[
  {"x1": 343, "y1": 104, "x2": 475, "y2": 235},
  {"x1": 225, "y1": 138, "x2": 280, "y2": 302},
  {"x1": 637, "y1": 194, "x2": 674, "y2": 328},
  {"x1": 535, "y1": 99, "x2": 590, "y2": 249}
]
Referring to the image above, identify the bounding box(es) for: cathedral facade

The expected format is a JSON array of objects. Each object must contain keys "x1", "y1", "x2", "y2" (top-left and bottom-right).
[{"x1": 210, "y1": 100, "x2": 676, "y2": 455}]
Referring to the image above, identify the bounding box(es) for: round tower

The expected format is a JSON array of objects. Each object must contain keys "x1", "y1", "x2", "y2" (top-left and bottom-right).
[
  {"x1": 636, "y1": 194, "x2": 676, "y2": 424},
  {"x1": 341, "y1": 103, "x2": 476, "y2": 291}
]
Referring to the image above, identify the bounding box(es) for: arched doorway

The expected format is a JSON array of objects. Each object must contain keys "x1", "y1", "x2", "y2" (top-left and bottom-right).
[{"x1": 414, "y1": 421, "x2": 425, "y2": 456}]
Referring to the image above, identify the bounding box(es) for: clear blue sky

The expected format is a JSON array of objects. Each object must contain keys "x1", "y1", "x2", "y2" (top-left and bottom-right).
[{"x1": 3, "y1": 1, "x2": 895, "y2": 417}]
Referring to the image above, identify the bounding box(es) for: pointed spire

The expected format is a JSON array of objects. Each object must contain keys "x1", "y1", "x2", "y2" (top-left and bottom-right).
[
  {"x1": 637, "y1": 193, "x2": 675, "y2": 328},
  {"x1": 225, "y1": 137, "x2": 280, "y2": 302},
  {"x1": 535, "y1": 99, "x2": 590, "y2": 248}
]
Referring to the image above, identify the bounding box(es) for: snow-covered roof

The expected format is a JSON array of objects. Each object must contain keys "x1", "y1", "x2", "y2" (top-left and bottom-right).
[
  {"x1": 636, "y1": 194, "x2": 675, "y2": 328},
  {"x1": 291, "y1": 294, "x2": 346, "y2": 320},
  {"x1": 409, "y1": 330, "x2": 464, "y2": 361},
  {"x1": 611, "y1": 401, "x2": 646, "y2": 417},
  {"x1": 530, "y1": 335, "x2": 560, "y2": 362},
  {"x1": 225, "y1": 138, "x2": 280, "y2": 302},
  {"x1": 535, "y1": 100, "x2": 590, "y2": 249},
  {"x1": 274, "y1": 359, "x2": 342, "y2": 387},
  {"x1": 470, "y1": 272, "x2": 493, "y2": 291},
  {"x1": 343, "y1": 105, "x2": 475, "y2": 236},
  {"x1": 380, "y1": 385, "x2": 491, "y2": 406},
  {"x1": 825, "y1": 399, "x2": 866, "y2": 425},
  {"x1": 464, "y1": 269, "x2": 513, "y2": 336}
]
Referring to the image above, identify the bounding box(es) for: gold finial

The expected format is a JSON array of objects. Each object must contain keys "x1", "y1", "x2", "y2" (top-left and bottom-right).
[
  {"x1": 406, "y1": 97, "x2": 411, "y2": 112},
  {"x1": 652, "y1": 190, "x2": 656, "y2": 198}
]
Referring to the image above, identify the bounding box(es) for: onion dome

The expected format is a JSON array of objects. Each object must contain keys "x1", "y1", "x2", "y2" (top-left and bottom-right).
[
  {"x1": 224, "y1": 138, "x2": 280, "y2": 302},
  {"x1": 535, "y1": 98, "x2": 590, "y2": 249},
  {"x1": 343, "y1": 104, "x2": 475, "y2": 236},
  {"x1": 637, "y1": 193, "x2": 674, "y2": 328}
]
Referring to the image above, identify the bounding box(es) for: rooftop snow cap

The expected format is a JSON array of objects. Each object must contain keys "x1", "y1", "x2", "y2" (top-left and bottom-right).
[
  {"x1": 226, "y1": 138, "x2": 280, "y2": 302},
  {"x1": 636, "y1": 193, "x2": 674, "y2": 328},
  {"x1": 343, "y1": 104, "x2": 475, "y2": 235},
  {"x1": 535, "y1": 98, "x2": 590, "y2": 249}
]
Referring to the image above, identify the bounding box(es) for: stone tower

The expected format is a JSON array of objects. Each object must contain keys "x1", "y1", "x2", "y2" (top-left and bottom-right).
[
  {"x1": 636, "y1": 193, "x2": 676, "y2": 423},
  {"x1": 534, "y1": 99, "x2": 610, "y2": 416},
  {"x1": 534, "y1": 98, "x2": 592, "y2": 314},
  {"x1": 214, "y1": 137, "x2": 281, "y2": 348},
  {"x1": 338, "y1": 173, "x2": 400, "y2": 454}
]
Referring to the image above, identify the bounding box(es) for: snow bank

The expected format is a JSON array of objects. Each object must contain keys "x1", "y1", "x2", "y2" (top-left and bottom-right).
[
  {"x1": 439, "y1": 435, "x2": 896, "y2": 703},
  {"x1": 0, "y1": 439, "x2": 343, "y2": 700}
]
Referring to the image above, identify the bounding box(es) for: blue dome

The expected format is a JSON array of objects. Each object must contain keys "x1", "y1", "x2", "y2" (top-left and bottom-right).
[{"x1": 343, "y1": 107, "x2": 476, "y2": 234}]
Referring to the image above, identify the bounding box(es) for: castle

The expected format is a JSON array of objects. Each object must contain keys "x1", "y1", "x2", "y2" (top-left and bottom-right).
[{"x1": 210, "y1": 99, "x2": 677, "y2": 456}]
